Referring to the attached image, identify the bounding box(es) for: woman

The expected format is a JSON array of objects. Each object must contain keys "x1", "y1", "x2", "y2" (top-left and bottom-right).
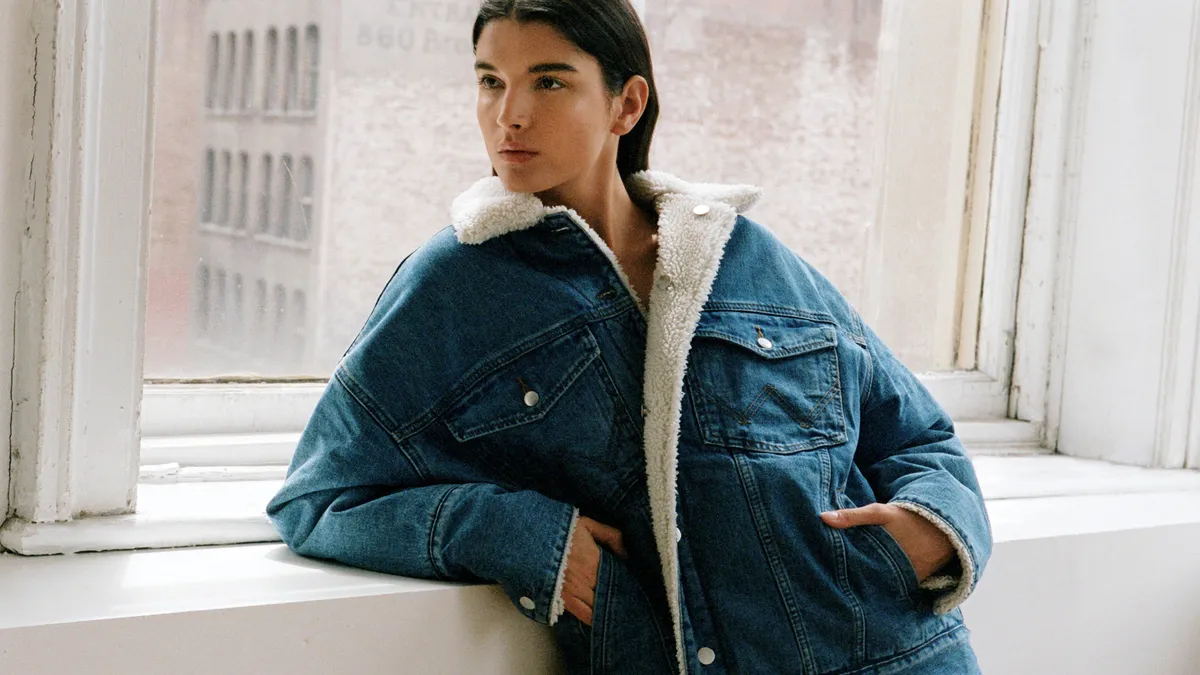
[{"x1": 266, "y1": 1, "x2": 993, "y2": 673}]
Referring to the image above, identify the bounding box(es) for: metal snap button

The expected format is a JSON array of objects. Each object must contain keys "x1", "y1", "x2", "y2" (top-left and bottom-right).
[
  {"x1": 693, "y1": 204, "x2": 711, "y2": 216},
  {"x1": 757, "y1": 336, "x2": 773, "y2": 349},
  {"x1": 523, "y1": 390, "x2": 540, "y2": 407}
]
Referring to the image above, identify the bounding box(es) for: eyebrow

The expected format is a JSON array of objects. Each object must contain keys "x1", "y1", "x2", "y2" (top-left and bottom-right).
[{"x1": 474, "y1": 61, "x2": 579, "y2": 75}]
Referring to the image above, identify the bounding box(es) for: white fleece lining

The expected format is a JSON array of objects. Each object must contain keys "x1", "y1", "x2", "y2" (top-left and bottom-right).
[
  {"x1": 549, "y1": 507, "x2": 581, "y2": 627},
  {"x1": 891, "y1": 500, "x2": 976, "y2": 615},
  {"x1": 449, "y1": 170, "x2": 763, "y2": 675}
]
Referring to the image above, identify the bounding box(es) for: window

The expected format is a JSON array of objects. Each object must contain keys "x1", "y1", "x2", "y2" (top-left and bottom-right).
[
  {"x1": 200, "y1": 148, "x2": 215, "y2": 223},
  {"x1": 264, "y1": 28, "x2": 279, "y2": 111},
  {"x1": 240, "y1": 30, "x2": 255, "y2": 111},
  {"x1": 296, "y1": 156, "x2": 313, "y2": 241},
  {"x1": 292, "y1": 290, "x2": 307, "y2": 366},
  {"x1": 195, "y1": 265, "x2": 211, "y2": 337},
  {"x1": 284, "y1": 26, "x2": 299, "y2": 112},
  {"x1": 277, "y1": 154, "x2": 293, "y2": 238},
  {"x1": 224, "y1": 31, "x2": 237, "y2": 110},
  {"x1": 7, "y1": 0, "x2": 1084, "y2": 555},
  {"x1": 254, "y1": 279, "x2": 269, "y2": 356},
  {"x1": 205, "y1": 32, "x2": 218, "y2": 109},
  {"x1": 218, "y1": 150, "x2": 232, "y2": 226},
  {"x1": 236, "y1": 151, "x2": 249, "y2": 229},
  {"x1": 213, "y1": 268, "x2": 227, "y2": 343},
  {"x1": 304, "y1": 25, "x2": 319, "y2": 111},
  {"x1": 258, "y1": 154, "x2": 273, "y2": 234},
  {"x1": 273, "y1": 284, "x2": 288, "y2": 349},
  {"x1": 232, "y1": 273, "x2": 245, "y2": 345}
]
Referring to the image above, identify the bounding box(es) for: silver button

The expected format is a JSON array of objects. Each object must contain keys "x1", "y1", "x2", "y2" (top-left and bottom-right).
[
  {"x1": 757, "y1": 336, "x2": 773, "y2": 349},
  {"x1": 693, "y1": 204, "x2": 711, "y2": 216},
  {"x1": 519, "y1": 596, "x2": 536, "y2": 611},
  {"x1": 641, "y1": 404, "x2": 649, "y2": 417},
  {"x1": 523, "y1": 390, "x2": 540, "y2": 407},
  {"x1": 697, "y1": 647, "x2": 716, "y2": 665},
  {"x1": 676, "y1": 527, "x2": 682, "y2": 542}
]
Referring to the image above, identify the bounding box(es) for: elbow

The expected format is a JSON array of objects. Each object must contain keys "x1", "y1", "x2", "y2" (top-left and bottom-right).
[{"x1": 266, "y1": 487, "x2": 337, "y2": 553}]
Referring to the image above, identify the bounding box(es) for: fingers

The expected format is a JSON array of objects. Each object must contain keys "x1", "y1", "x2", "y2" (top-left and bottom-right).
[
  {"x1": 563, "y1": 571, "x2": 596, "y2": 606},
  {"x1": 820, "y1": 503, "x2": 894, "y2": 529},
  {"x1": 564, "y1": 592, "x2": 594, "y2": 626},
  {"x1": 582, "y1": 517, "x2": 628, "y2": 558}
]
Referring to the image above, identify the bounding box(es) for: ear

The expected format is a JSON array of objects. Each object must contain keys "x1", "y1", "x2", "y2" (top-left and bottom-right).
[{"x1": 611, "y1": 75, "x2": 650, "y2": 136}]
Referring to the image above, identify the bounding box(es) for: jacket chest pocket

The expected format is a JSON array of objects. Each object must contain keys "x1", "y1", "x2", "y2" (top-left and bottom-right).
[
  {"x1": 442, "y1": 326, "x2": 637, "y2": 486},
  {"x1": 686, "y1": 310, "x2": 848, "y2": 454}
]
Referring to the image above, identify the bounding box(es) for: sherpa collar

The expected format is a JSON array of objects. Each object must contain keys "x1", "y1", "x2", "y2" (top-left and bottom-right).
[{"x1": 450, "y1": 170, "x2": 763, "y2": 245}]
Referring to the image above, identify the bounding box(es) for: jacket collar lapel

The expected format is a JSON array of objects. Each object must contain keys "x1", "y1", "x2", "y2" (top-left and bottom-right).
[
  {"x1": 451, "y1": 170, "x2": 763, "y2": 675},
  {"x1": 450, "y1": 169, "x2": 762, "y2": 245}
]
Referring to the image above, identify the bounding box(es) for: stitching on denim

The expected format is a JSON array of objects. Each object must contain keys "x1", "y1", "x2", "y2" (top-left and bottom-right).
[
  {"x1": 427, "y1": 484, "x2": 461, "y2": 580},
  {"x1": 733, "y1": 454, "x2": 818, "y2": 673},
  {"x1": 823, "y1": 450, "x2": 866, "y2": 664}
]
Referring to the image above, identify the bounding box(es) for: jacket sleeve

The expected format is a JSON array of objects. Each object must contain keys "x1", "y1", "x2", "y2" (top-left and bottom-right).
[
  {"x1": 266, "y1": 370, "x2": 581, "y2": 626},
  {"x1": 852, "y1": 318, "x2": 993, "y2": 615}
]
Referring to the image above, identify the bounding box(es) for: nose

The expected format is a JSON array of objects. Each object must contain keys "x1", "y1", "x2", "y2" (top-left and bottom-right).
[{"x1": 496, "y1": 88, "x2": 530, "y2": 129}]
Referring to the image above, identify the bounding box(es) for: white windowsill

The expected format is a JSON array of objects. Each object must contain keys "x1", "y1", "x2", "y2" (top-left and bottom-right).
[
  {"x1": 2, "y1": 460, "x2": 1199, "y2": 634},
  {"x1": 4, "y1": 443, "x2": 1200, "y2": 556}
]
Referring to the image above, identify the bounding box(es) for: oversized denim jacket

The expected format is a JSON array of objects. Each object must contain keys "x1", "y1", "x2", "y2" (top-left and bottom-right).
[{"x1": 267, "y1": 171, "x2": 993, "y2": 675}]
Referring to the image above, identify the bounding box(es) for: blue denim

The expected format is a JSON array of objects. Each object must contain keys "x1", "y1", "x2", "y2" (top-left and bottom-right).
[{"x1": 268, "y1": 180, "x2": 992, "y2": 675}]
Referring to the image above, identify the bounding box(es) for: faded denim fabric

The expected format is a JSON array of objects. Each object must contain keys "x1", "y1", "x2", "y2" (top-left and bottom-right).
[{"x1": 267, "y1": 174, "x2": 992, "y2": 675}]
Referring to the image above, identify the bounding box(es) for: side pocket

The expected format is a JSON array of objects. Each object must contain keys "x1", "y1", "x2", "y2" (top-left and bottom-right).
[{"x1": 835, "y1": 492, "x2": 919, "y2": 603}]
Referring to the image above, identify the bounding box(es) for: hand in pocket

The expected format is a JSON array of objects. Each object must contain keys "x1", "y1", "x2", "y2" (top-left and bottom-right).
[
  {"x1": 562, "y1": 515, "x2": 627, "y2": 626},
  {"x1": 820, "y1": 502, "x2": 954, "y2": 582}
]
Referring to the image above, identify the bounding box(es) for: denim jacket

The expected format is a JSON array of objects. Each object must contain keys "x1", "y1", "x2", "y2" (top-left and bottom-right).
[{"x1": 267, "y1": 171, "x2": 993, "y2": 675}]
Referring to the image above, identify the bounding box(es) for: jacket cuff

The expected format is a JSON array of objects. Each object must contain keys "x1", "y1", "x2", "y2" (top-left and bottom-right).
[
  {"x1": 548, "y1": 507, "x2": 581, "y2": 626},
  {"x1": 890, "y1": 500, "x2": 976, "y2": 614}
]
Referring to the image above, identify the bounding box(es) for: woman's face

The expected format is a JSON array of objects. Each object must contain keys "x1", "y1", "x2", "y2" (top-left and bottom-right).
[{"x1": 474, "y1": 19, "x2": 629, "y2": 194}]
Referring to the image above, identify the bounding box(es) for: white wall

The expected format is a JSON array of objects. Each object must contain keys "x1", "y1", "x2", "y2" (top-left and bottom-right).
[
  {"x1": 965, "y1": 522, "x2": 1200, "y2": 675},
  {"x1": 1055, "y1": 1, "x2": 1200, "y2": 469},
  {"x1": 0, "y1": 0, "x2": 36, "y2": 523}
]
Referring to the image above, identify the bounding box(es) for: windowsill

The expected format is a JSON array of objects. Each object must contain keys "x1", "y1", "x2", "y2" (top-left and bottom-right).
[
  {"x1": 2, "y1": 455, "x2": 1199, "y2": 632},
  {"x1": 4, "y1": 448, "x2": 1200, "y2": 557}
]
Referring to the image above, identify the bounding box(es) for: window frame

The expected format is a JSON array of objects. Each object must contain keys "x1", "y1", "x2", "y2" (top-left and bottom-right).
[{"x1": 2, "y1": 0, "x2": 1061, "y2": 552}]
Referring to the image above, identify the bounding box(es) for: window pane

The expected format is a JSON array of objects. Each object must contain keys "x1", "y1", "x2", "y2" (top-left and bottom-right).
[{"x1": 145, "y1": 0, "x2": 886, "y2": 379}]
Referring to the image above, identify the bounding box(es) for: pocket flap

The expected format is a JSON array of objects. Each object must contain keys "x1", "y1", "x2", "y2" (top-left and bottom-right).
[
  {"x1": 694, "y1": 311, "x2": 838, "y2": 359},
  {"x1": 445, "y1": 327, "x2": 601, "y2": 442}
]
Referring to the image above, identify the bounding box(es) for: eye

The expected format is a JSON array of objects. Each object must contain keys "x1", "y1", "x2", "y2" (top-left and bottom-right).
[
  {"x1": 535, "y1": 76, "x2": 564, "y2": 90},
  {"x1": 477, "y1": 75, "x2": 503, "y2": 90}
]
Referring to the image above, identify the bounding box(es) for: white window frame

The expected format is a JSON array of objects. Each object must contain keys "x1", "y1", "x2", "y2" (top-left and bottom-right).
[{"x1": 2, "y1": 0, "x2": 1061, "y2": 554}]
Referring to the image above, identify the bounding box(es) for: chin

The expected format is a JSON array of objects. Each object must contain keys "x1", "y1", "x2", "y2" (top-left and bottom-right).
[{"x1": 495, "y1": 168, "x2": 557, "y2": 196}]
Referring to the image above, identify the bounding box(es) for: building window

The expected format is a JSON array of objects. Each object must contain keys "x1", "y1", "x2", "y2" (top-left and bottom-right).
[
  {"x1": 264, "y1": 28, "x2": 279, "y2": 111},
  {"x1": 195, "y1": 265, "x2": 211, "y2": 337},
  {"x1": 218, "y1": 150, "x2": 232, "y2": 226},
  {"x1": 292, "y1": 290, "x2": 306, "y2": 365},
  {"x1": 273, "y1": 284, "x2": 288, "y2": 354},
  {"x1": 236, "y1": 151, "x2": 250, "y2": 229},
  {"x1": 213, "y1": 268, "x2": 227, "y2": 342},
  {"x1": 224, "y1": 32, "x2": 237, "y2": 110},
  {"x1": 200, "y1": 148, "x2": 215, "y2": 223},
  {"x1": 205, "y1": 33, "x2": 219, "y2": 109},
  {"x1": 232, "y1": 273, "x2": 245, "y2": 346},
  {"x1": 240, "y1": 30, "x2": 255, "y2": 112},
  {"x1": 259, "y1": 154, "x2": 273, "y2": 233},
  {"x1": 278, "y1": 154, "x2": 293, "y2": 238},
  {"x1": 284, "y1": 26, "x2": 299, "y2": 112},
  {"x1": 254, "y1": 279, "x2": 268, "y2": 356},
  {"x1": 296, "y1": 156, "x2": 313, "y2": 241},
  {"x1": 303, "y1": 25, "x2": 319, "y2": 111}
]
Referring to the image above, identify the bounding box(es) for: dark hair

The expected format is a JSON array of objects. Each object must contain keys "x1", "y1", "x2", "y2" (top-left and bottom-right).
[{"x1": 473, "y1": 0, "x2": 659, "y2": 179}]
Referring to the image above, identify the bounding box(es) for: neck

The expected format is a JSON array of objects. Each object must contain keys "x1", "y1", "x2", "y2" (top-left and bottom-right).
[{"x1": 535, "y1": 163, "x2": 654, "y2": 252}]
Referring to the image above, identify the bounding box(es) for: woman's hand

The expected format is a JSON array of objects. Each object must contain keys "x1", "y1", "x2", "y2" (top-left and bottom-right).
[
  {"x1": 561, "y1": 515, "x2": 627, "y2": 626},
  {"x1": 820, "y1": 503, "x2": 954, "y2": 582}
]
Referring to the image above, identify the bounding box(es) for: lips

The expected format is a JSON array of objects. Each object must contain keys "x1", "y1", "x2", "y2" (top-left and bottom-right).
[{"x1": 499, "y1": 150, "x2": 538, "y2": 163}]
